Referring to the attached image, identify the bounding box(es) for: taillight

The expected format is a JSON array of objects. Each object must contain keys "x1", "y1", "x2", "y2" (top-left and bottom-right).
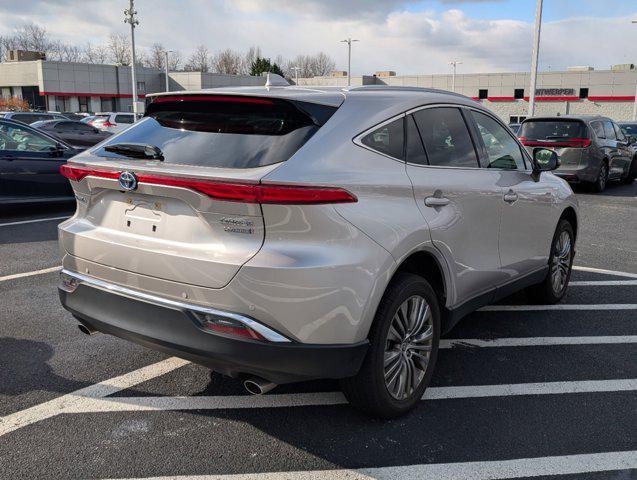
[
  {"x1": 60, "y1": 164, "x2": 120, "y2": 182},
  {"x1": 59, "y1": 165, "x2": 357, "y2": 205},
  {"x1": 519, "y1": 137, "x2": 591, "y2": 148},
  {"x1": 102, "y1": 121, "x2": 117, "y2": 127}
]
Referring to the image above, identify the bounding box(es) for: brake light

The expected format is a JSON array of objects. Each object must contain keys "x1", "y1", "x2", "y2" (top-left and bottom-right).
[
  {"x1": 519, "y1": 137, "x2": 591, "y2": 148},
  {"x1": 151, "y1": 95, "x2": 274, "y2": 105},
  {"x1": 58, "y1": 165, "x2": 357, "y2": 204},
  {"x1": 102, "y1": 121, "x2": 117, "y2": 127},
  {"x1": 60, "y1": 164, "x2": 120, "y2": 182}
]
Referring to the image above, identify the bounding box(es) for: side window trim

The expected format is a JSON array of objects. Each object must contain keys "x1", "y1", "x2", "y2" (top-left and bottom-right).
[
  {"x1": 405, "y1": 113, "x2": 429, "y2": 166},
  {"x1": 467, "y1": 108, "x2": 529, "y2": 170},
  {"x1": 460, "y1": 107, "x2": 490, "y2": 168}
]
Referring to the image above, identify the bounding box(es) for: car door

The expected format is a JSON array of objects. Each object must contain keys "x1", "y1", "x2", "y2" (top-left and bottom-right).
[
  {"x1": 0, "y1": 121, "x2": 73, "y2": 199},
  {"x1": 405, "y1": 106, "x2": 505, "y2": 305},
  {"x1": 613, "y1": 122, "x2": 633, "y2": 178},
  {"x1": 469, "y1": 109, "x2": 557, "y2": 282},
  {"x1": 602, "y1": 120, "x2": 624, "y2": 180}
]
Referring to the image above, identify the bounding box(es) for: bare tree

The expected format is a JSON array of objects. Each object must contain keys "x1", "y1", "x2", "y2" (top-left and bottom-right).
[
  {"x1": 284, "y1": 52, "x2": 335, "y2": 78},
  {"x1": 83, "y1": 42, "x2": 109, "y2": 64},
  {"x1": 184, "y1": 44, "x2": 211, "y2": 72},
  {"x1": 14, "y1": 23, "x2": 51, "y2": 53},
  {"x1": 241, "y1": 46, "x2": 261, "y2": 74},
  {"x1": 107, "y1": 32, "x2": 130, "y2": 65},
  {"x1": 212, "y1": 49, "x2": 242, "y2": 74},
  {"x1": 166, "y1": 50, "x2": 182, "y2": 71},
  {"x1": 146, "y1": 43, "x2": 165, "y2": 69},
  {"x1": 310, "y1": 52, "x2": 335, "y2": 77}
]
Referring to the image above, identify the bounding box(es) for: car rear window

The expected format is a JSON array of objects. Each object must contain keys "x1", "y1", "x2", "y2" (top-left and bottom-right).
[
  {"x1": 11, "y1": 113, "x2": 54, "y2": 124},
  {"x1": 94, "y1": 95, "x2": 337, "y2": 168},
  {"x1": 518, "y1": 120, "x2": 586, "y2": 140}
]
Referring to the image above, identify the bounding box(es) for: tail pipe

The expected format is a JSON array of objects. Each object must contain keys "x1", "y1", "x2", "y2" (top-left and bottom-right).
[
  {"x1": 243, "y1": 376, "x2": 277, "y2": 395},
  {"x1": 77, "y1": 322, "x2": 99, "y2": 336}
]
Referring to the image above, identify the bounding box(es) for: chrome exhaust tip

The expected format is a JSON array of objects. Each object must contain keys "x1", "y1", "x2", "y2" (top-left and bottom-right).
[
  {"x1": 77, "y1": 323, "x2": 98, "y2": 335},
  {"x1": 244, "y1": 377, "x2": 277, "y2": 395}
]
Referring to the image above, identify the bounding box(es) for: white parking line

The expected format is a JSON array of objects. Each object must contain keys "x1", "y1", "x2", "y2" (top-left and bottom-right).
[
  {"x1": 569, "y1": 280, "x2": 637, "y2": 286},
  {"x1": 440, "y1": 336, "x2": 637, "y2": 349},
  {"x1": 572, "y1": 265, "x2": 637, "y2": 279},
  {"x1": 0, "y1": 266, "x2": 61, "y2": 282},
  {"x1": 62, "y1": 378, "x2": 637, "y2": 414},
  {"x1": 0, "y1": 357, "x2": 188, "y2": 437},
  {"x1": 0, "y1": 216, "x2": 69, "y2": 227},
  {"x1": 116, "y1": 450, "x2": 637, "y2": 480},
  {"x1": 479, "y1": 304, "x2": 637, "y2": 311}
]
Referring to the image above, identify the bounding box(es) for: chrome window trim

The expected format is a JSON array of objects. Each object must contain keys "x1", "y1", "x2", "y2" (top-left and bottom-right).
[{"x1": 60, "y1": 269, "x2": 292, "y2": 343}]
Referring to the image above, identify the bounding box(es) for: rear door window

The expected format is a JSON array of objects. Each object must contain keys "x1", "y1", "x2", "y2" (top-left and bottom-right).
[
  {"x1": 95, "y1": 96, "x2": 337, "y2": 169},
  {"x1": 603, "y1": 121, "x2": 616, "y2": 140},
  {"x1": 413, "y1": 107, "x2": 479, "y2": 168},
  {"x1": 591, "y1": 121, "x2": 605, "y2": 139},
  {"x1": 361, "y1": 118, "x2": 404, "y2": 160}
]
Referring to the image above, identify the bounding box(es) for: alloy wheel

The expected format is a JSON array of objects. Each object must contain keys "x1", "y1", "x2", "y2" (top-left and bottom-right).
[
  {"x1": 384, "y1": 295, "x2": 433, "y2": 400},
  {"x1": 551, "y1": 230, "x2": 572, "y2": 294}
]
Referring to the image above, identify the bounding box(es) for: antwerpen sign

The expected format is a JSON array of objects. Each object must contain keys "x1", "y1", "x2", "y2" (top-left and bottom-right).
[{"x1": 535, "y1": 88, "x2": 575, "y2": 96}]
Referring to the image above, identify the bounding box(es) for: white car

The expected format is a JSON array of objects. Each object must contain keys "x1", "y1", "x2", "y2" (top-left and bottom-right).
[{"x1": 89, "y1": 112, "x2": 137, "y2": 134}]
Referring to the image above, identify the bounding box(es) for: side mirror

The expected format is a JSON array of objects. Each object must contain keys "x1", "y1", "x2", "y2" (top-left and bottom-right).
[
  {"x1": 48, "y1": 143, "x2": 67, "y2": 157},
  {"x1": 93, "y1": 128, "x2": 100, "y2": 134},
  {"x1": 532, "y1": 148, "x2": 559, "y2": 177}
]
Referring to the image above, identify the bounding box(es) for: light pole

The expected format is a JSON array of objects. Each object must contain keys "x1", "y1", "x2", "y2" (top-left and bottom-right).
[
  {"x1": 630, "y1": 20, "x2": 637, "y2": 122},
  {"x1": 340, "y1": 38, "x2": 359, "y2": 86},
  {"x1": 449, "y1": 60, "x2": 462, "y2": 92},
  {"x1": 291, "y1": 66, "x2": 300, "y2": 85},
  {"x1": 164, "y1": 50, "x2": 173, "y2": 92},
  {"x1": 528, "y1": 0, "x2": 543, "y2": 118},
  {"x1": 124, "y1": 0, "x2": 139, "y2": 119}
]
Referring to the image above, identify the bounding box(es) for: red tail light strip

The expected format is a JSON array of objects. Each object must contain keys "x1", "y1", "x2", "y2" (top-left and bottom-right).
[
  {"x1": 60, "y1": 164, "x2": 357, "y2": 205},
  {"x1": 518, "y1": 137, "x2": 591, "y2": 148},
  {"x1": 151, "y1": 95, "x2": 274, "y2": 105}
]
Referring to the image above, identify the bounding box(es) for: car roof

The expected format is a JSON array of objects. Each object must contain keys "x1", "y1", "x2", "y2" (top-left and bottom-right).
[{"x1": 146, "y1": 85, "x2": 478, "y2": 109}]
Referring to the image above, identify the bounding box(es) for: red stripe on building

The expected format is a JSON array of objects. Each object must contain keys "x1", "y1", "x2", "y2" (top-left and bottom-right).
[
  {"x1": 522, "y1": 96, "x2": 581, "y2": 102},
  {"x1": 588, "y1": 96, "x2": 635, "y2": 102},
  {"x1": 487, "y1": 97, "x2": 517, "y2": 102},
  {"x1": 40, "y1": 91, "x2": 146, "y2": 98}
]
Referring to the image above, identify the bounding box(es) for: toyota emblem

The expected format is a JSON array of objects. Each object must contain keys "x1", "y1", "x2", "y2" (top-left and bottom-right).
[{"x1": 118, "y1": 171, "x2": 138, "y2": 191}]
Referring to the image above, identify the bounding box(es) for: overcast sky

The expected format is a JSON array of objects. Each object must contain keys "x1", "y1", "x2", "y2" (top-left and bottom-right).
[{"x1": 0, "y1": 0, "x2": 636, "y2": 75}]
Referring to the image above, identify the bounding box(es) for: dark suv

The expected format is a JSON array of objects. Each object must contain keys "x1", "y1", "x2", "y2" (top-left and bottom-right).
[{"x1": 519, "y1": 115, "x2": 634, "y2": 191}]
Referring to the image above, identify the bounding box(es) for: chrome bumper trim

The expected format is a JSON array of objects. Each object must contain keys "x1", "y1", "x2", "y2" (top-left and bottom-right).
[{"x1": 60, "y1": 269, "x2": 291, "y2": 343}]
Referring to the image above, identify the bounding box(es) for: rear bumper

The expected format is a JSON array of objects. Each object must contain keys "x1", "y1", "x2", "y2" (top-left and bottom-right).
[
  {"x1": 554, "y1": 162, "x2": 598, "y2": 183},
  {"x1": 58, "y1": 270, "x2": 368, "y2": 384}
]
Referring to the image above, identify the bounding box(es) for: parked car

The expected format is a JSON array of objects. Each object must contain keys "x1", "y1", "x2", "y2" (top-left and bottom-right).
[
  {"x1": 0, "y1": 118, "x2": 79, "y2": 206},
  {"x1": 518, "y1": 115, "x2": 634, "y2": 191},
  {"x1": 58, "y1": 87, "x2": 578, "y2": 418},
  {"x1": 1, "y1": 111, "x2": 68, "y2": 125},
  {"x1": 508, "y1": 123, "x2": 521, "y2": 134},
  {"x1": 60, "y1": 112, "x2": 85, "y2": 121},
  {"x1": 617, "y1": 122, "x2": 637, "y2": 184},
  {"x1": 89, "y1": 112, "x2": 137, "y2": 134},
  {"x1": 31, "y1": 119, "x2": 112, "y2": 148}
]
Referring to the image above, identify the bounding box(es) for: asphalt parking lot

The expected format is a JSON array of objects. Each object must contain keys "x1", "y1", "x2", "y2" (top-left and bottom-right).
[{"x1": 0, "y1": 182, "x2": 636, "y2": 479}]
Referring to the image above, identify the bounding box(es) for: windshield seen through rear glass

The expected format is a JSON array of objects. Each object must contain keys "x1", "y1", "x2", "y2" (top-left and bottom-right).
[
  {"x1": 518, "y1": 120, "x2": 586, "y2": 140},
  {"x1": 93, "y1": 96, "x2": 337, "y2": 169}
]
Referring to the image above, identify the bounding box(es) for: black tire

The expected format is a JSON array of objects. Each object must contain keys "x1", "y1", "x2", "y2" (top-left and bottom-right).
[
  {"x1": 526, "y1": 219, "x2": 575, "y2": 304},
  {"x1": 590, "y1": 162, "x2": 608, "y2": 192},
  {"x1": 340, "y1": 273, "x2": 440, "y2": 418}
]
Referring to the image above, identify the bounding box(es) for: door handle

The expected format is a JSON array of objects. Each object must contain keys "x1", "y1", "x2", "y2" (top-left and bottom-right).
[
  {"x1": 503, "y1": 190, "x2": 518, "y2": 204},
  {"x1": 424, "y1": 196, "x2": 450, "y2": 207}
]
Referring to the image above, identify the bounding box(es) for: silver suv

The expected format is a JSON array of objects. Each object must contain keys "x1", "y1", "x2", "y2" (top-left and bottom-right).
[{"x1": 58, "y1": 86, "x2": 578, "y2": 417}]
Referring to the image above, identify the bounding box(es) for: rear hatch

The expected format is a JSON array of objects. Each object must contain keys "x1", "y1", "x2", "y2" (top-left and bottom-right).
[
  {"x1": 518, "y1": 119, "x2": 590, "y2": 167},
  {"x1": 61, "y1": 93, "x2": 340, "y2": 289}
]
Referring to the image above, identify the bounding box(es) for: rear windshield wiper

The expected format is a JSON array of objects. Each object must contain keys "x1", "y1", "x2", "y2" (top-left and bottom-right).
[{"x1": 104, "y1": 143, "x2": 164, "y2": 160}]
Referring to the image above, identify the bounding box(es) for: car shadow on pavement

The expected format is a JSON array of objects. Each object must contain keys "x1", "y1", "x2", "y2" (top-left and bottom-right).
[
  {"x1": 571, "y1": 181, "x2": 636, "y2": 197},
  {"x1": 0, "y1": 337, "x2": 89, "y2": 397}
]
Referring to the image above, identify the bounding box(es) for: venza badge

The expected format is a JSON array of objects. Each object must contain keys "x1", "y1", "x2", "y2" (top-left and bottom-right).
[{"x1": 118, "y1": 171, "x2": 138, "y2": 191}]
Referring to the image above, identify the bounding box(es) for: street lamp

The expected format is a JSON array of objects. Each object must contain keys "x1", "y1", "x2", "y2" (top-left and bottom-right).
[
  {"x1": 449, "y1": 60, "x2": 462, "y2": 93},
  {"x1": 340, "y1": 38, "x2": 359, "y2": 86},
  {"x1": 528, "y1": 0, "x2": 543, "y2": 118},
  {"x1": 291, "y1": 66, "x2": 300, "y2": 85},
  {"x1": 630, "y1": 20, "x2": 637, "y2": 122},
  {"x1": 124, "y1": 0, "x2": 139, "y2": 119},
  {"x1": 164, "y1": 50, "x2": 174, "y2": 92}
]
